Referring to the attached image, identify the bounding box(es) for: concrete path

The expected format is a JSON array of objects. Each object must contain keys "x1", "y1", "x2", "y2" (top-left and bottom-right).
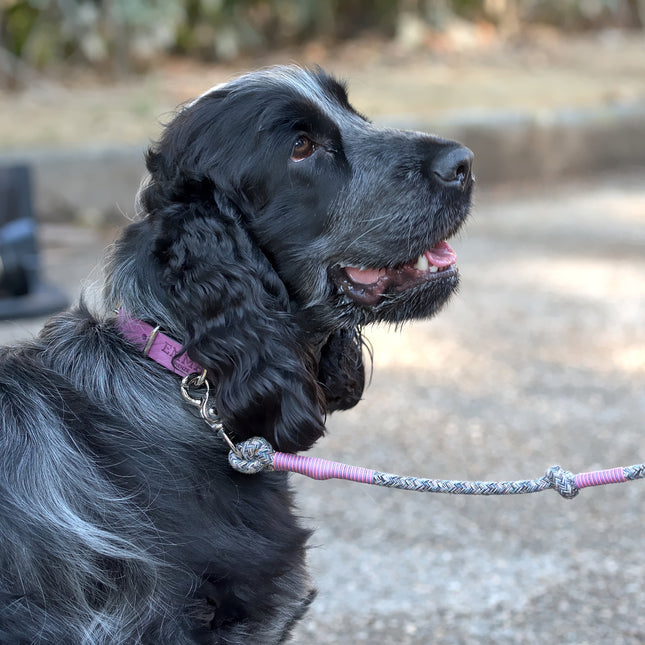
[
  {"x1": 290, "y1": 170, "x2": 645, "y2": 644},
  {"x1": 0, "y1": 169, "x2": 644, "y2": 644}
]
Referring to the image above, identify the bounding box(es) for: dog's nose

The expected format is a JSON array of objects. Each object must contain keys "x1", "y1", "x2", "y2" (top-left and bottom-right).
[{"x1": 430, "y1": 145, "x2": 474, "y2": 189}]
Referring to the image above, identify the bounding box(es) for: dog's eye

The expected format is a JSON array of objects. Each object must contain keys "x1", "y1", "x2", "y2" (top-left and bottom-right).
[{"x1": 291, "y1": 136, "x2": 316, "y2": 162}]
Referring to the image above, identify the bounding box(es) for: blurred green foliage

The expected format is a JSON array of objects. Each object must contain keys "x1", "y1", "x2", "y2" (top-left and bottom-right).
[{"x1": 0, "y1": 0, "x2": 642, "y2": 73}]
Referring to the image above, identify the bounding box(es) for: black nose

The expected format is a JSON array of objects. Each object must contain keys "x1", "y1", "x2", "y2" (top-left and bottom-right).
[{"x1": 431, "y1": 145, "x2": 474, "y2": 189}]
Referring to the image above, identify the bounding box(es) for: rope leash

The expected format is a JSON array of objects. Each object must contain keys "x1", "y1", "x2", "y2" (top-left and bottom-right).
[
  {"x1": 125, "y1": 325, "x2": 641, "y2": 501},
  {"x1": 178, "y1": 372, "x2": 644, "y2": 500},
  {"x1": 228, "y1": 436, "x2": 645, "y2": 500}
]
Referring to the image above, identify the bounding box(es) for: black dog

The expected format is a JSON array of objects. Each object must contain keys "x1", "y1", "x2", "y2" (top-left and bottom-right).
[{"x1": 0, "y1": 66, "x2": 473, "y2": 644}]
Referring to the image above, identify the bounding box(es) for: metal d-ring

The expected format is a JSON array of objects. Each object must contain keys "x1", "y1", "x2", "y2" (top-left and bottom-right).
[
  {"x1": 180, "y1": 371, "x2": 209, "y2": 407},
  {"x1": 142, "y1": 325, "x2": 161, "y2": 357},
  {"x1": 194, "y1": 368, "x2": 208, "y2": 387}
]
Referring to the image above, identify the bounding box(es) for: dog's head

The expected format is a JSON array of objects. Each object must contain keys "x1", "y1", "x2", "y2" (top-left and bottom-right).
[
  {"x1": 144, "y1": 66, "x2": 472, "y2": 328},
  {"x1": 114, "y1": 66, "x2": 473, "y2": 452}
]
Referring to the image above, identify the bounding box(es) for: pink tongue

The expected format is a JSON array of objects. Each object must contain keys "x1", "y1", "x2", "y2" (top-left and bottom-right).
[
  {"x1": 344, "y1": 267, "x2": 387, "y2": 285},
  {"x1": 425, "y1": 241, "x2": 457, "y2": 267}
]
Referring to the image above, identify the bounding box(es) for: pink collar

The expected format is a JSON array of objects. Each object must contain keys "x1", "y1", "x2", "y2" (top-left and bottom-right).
[{"x1": 116, "y1": 309, "x2": 203, "y2": 378}]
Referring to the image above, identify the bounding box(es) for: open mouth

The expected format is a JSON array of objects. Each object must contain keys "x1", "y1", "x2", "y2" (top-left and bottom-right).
[{"x1": 334, "y1": 241, "x2": 458, "y2": 306}]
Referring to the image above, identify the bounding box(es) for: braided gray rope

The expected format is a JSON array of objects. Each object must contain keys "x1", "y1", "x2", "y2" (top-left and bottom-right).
[
  {"x1": 372, "y1": 465, "x2": 580, "y2": 497},
  {"x1": 228, "y1": 437, "x2": 645, "y2": 499}
]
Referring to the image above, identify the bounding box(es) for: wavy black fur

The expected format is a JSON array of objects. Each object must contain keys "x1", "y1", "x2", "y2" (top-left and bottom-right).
[{"x1": 0, "y1": 66, "x2": 473, "y2": 643}]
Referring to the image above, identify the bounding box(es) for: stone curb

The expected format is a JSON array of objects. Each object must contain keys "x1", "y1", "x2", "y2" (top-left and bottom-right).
[
  {"x1": 0, "y1": 144, "x2": 146, "y2": 225},
  {"x1": 1, "y1": 102, "x2": 644, "y2": 225},
  {"x1": 381, "y1": 101, "x2": 645, "y2": 185}
]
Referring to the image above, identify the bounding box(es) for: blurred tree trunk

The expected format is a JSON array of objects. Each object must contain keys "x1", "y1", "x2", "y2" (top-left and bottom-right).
[
  {"x1": 104, "y1": 2, "x2": 129, "y2": 76},
  {"x1": 626, "y1": 0, "x2": 644, "y2": 27}
]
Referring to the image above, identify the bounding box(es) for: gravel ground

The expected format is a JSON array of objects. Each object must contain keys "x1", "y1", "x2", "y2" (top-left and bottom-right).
[
  {"x1": 0, "y1": 169, "x2": 644, "y2": 643},
  {"x1": 290, "y1": 170, "x2": 645, "y2": 644}
]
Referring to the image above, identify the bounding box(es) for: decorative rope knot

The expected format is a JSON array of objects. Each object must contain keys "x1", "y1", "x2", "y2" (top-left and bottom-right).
[
  {"x1": 543, "y1": 465, "x2": 579, "y2": 499},
  {"x1": 228, "y1": 436, "x2": 275, "y2": 474}
]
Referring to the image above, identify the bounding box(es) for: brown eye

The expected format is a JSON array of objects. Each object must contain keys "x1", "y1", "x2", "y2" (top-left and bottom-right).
[{"x1": 291, "y1": 136, "x2": 316, "y2": 162}]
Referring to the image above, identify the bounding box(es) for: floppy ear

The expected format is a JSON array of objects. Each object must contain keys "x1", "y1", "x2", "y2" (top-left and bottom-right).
[
  {"x1": 136, "y1": 171, "x2": 326, "y2": 453},
  {"x1": 317, "y1": 328, "x2": 366, "y2": 412}
]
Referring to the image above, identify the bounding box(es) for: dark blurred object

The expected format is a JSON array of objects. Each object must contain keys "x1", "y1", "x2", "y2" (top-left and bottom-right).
[{"x1": 0, "y1": 165, "x2": 68, "y2": 319}]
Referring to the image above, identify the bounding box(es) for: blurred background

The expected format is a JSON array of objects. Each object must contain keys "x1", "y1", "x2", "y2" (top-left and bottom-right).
[
  {"x1": 1, "y1": 0, "x2": 645, "y2": 79},
  {"x1": 1, "y1": 0, "x2": 645, "y2": 219},
  {"x1": 1, "y1": 2, "x2": 645, "y2": 644}
]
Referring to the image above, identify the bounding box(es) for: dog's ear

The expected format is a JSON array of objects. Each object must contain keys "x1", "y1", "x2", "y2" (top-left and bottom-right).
[
  {"x1": 119, "y1": 91, "x2": 328, "y2": 453},
  {"x1": 139, "y1": 185, "x2": 326, "y2": 453},
  {"x1": 317, "y1": 328, "x2": 366, "y2": 412}
]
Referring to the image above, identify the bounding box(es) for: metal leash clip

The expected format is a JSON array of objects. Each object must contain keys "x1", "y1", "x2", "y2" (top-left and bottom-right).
[{"x1": 180, "y1": 371, "x2": 242, "y2": 457}]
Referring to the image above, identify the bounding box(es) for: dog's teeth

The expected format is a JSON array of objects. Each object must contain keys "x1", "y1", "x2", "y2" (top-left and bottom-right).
[
  {"x1": 414, "y1": 254, "x2": 429, "y2": 271},
  {"x1": 429, "y1": 265, "x2": 439, "y2": 273}
]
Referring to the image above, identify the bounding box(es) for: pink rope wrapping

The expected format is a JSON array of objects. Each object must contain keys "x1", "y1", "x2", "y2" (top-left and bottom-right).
[
  {"x1": 272, "y1": 452, "x2": 375, "y2": 483},
  {"x1": 574, "y1": 467, "x2": 626, "y2": 489}
]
